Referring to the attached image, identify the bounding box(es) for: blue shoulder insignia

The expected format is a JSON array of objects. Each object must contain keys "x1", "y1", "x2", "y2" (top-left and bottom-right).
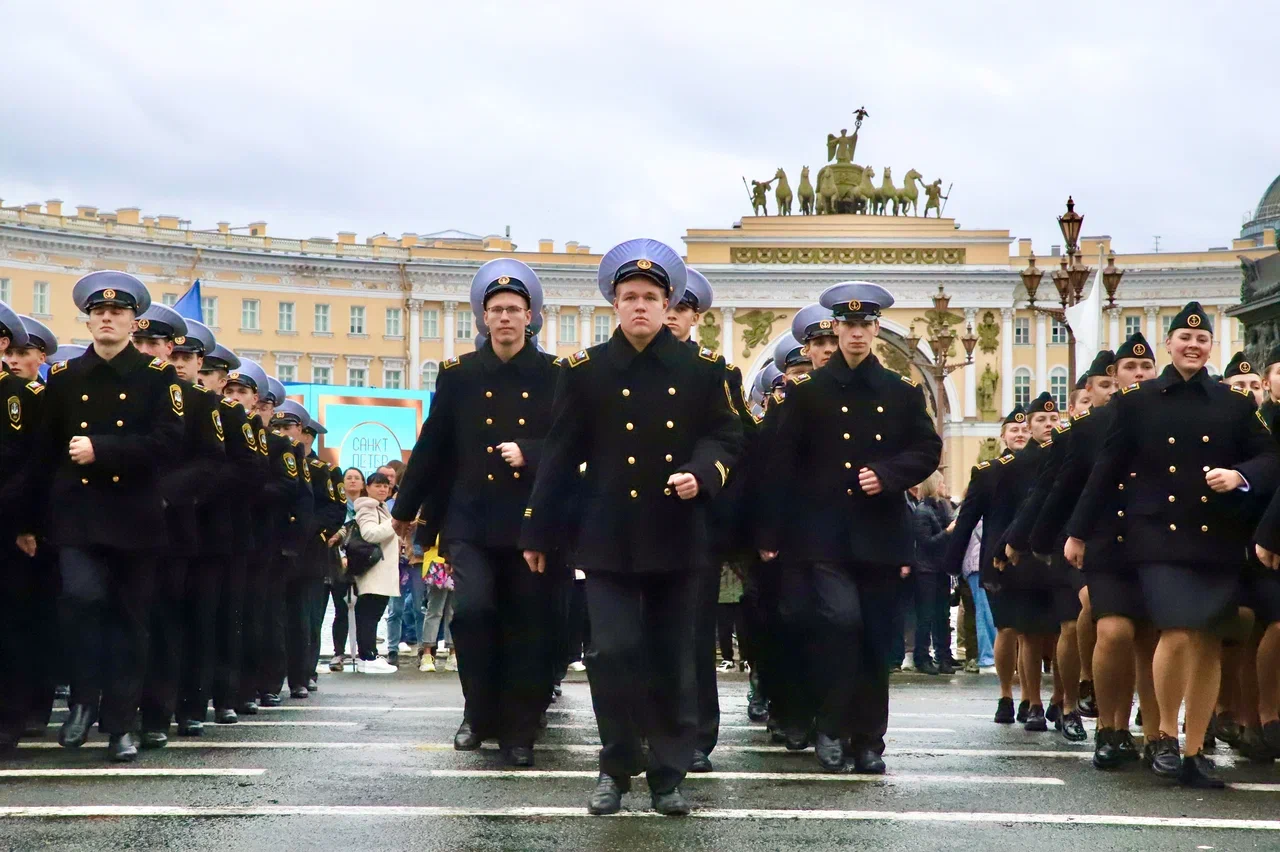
[
  {"x1": 568, "y1": 350, "x2": 590, "y2": 368},
  {"x1": 900, "y1": 374, "x2": 920, "y2": 387}
]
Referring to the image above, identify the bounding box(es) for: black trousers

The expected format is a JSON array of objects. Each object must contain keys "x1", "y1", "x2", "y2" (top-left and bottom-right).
[
  {"x1": 330, "y1": 583, "x2": 354, "y2": 657},
  {"x1": 693, "y1": 560, "x2": 721, "y2": 755},
  {"x1": 306, "y1": 579, "x2": 329, "y2": 678},
  {"x1": 355, "y1": 593, "x2": 389, "y2": 660},
  {"x1": 448, "y1": 541, "x2": 555, "y2": 749},
  {"x1": 741, "y1": 559, "x2": 778, "y2": 710},
  {"x1": 0, "y1": 544, "x2": 59, "y2": 737},
  {"x1": 261, "y1": 556, "x2": 291, "y2": 695},
  {"x1": 173, "y1": 552, "x2": 223, "y2": 722},
  {"x1": 585, "y1": 568, "x2": 698, "y2": 795},
  {"x1": 212, "y1": 551, "x2": 246, "y2": 711},
  {"x1": 58, "y1": 547, "x2": 157, "y2": 735},
  {"x1": 285, "y1": 576, "x2": 325, "y2": 689},
  {"x1": 795, "y1": 561, "x2": 898, "y2": 752},
  {"x1": 777, "y1": 559, "x2": 821, "y2": 732},
  {"x1": 717, "y1": 603, "x2": 742, "y2": 661},
  {"x1": 140, "y1": 555, "x2": 190, "y2": 730},
  {"x1": 238, "y1": 556, "x2": 269, "y2": 704}
]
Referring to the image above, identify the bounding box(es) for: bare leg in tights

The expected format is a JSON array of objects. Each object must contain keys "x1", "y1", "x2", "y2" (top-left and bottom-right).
[
  {"x1": 1153, "y1": 629, "x2": 1221, "y2": 758},
  {"x1": 1257, "y1": 621, "x2": 1280, "y2": 726},
  {"x1": 1077, "y1": 589, "x2": 1096, "y2": 687},
  {"x1": 1093, "y1": 616, "x2": 1137, "y2": 734},
  {"x1": 1056, "y1": 620, "x2": 1080, "y2": 713},
  {"x1": 1134, "y1": 626, "x2": 1160, "y2": 742},
  {"x1": 995, "y1": 628, "x2": 1018, "y2": 699},
  {"x1": 1019, "y1": 634, "x2": 1046, "y2": 709}
]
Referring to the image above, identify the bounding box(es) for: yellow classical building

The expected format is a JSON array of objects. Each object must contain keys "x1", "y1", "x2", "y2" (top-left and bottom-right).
[{"x1": 2, "y1": 190, "x2": 1275, "y2": 494}]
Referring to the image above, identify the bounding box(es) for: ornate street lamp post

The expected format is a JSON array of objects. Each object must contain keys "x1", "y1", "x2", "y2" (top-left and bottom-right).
[{"x1": 904, "y1": 285, "x2": 979, "y2": 461}]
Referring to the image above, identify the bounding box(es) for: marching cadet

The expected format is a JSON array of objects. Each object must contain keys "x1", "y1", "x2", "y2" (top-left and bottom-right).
[
  {"x1": 791, "y1": 303, "x2": 840, "y2": 369},
  {"x1": 197, "y1": 344, "x2": 263, "y2": 723},
  {"x1": 1070, "y1": 303, "x2": 1278, "y2": 788},
  {"x1": 946, "y1": 406, "x2": 1030, "y2": 724},
  {"x1": 773, "y1": 332, "x2": 811, "y2": 380},
  {"x1": 520, "y1": 239, "x2": 743, "y2": 815},
  {"x1": 393, "y1": 259, "x2": 559, "y2": 768},
  {"x1": 299, "y1": 414, "x2": 343, "y2": 692},
  {"x1": 5, "y1": 315, "x2": 56, "y2": 380},
  {"x1": 0, "y1": 304, "x2": 52, "y2": 753},
  {"x1": 130, "y1": 306, "x2": 226, "y2": 747},
  {"x1": 758, "y1": 281, "x2": 942, "y2": 774},
  {"x1": 20, "y1": 271, "x2": 184, "y2": 761}
]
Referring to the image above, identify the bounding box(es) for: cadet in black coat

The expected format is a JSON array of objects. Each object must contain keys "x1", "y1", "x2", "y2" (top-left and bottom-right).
[
  {"x1": 520, "y1": 240, "x2": 743, "y2": 817},
  {"x1": 300, "y1": 419, "x2": 345, "y2": 691},
  {"x1": 758, "y1": 282, "x2": 942, "y2": 774},
  {"x1": 394, "y1": 259, "x2": 559, "y2": 766},
  {"x1": 24, "y1": 272, "x2": 185, "y2": 762},
  {"x1": 1069, "y1": 303, "x2": 1279, "y2": 788}
]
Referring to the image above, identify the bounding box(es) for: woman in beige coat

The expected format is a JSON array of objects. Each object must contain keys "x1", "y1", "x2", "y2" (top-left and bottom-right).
[{"x1": 352, "y1": 470, "x2": 401, "y2": 674}]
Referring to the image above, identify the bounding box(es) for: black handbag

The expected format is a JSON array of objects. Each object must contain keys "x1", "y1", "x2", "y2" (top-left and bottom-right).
[{"x1": 341, "y1": 519, "x2": 383, "y2": 578}]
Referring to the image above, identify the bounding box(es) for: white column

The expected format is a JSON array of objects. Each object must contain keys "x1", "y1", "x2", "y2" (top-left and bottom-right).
[
  {"x1": 579, "y1": 305, "x2": 593, "y2": 349},
  {"x1": 963, "y1": 308, "x2": 977, "y2": 419},
  {"x1": 1218, "y1": 306, "x2": 1231, "y2": 369},
  {"x1": 443, "y1": 300, "x2": 457, "y2": 360},
  {"x1": 1107, "y1": 307, "x2": 1121, "y2": 351},
  {"x1": 544, "y1": 305, "x2": 559, "y2": 353},
  {"x1": 1034, "y1": 312, "x2": 1048, "y2": 394},
  {"x1": 1145, "y1": 305, "x2": 1159, "y2": 346},
  {"x1": 1000, "y1": 308, "x2": 1015, "y2": 413},
  {"x1": 408, "y1": 298, "x2": 422, "y2": 389},
  {"x1": 721, "y1": 307, "x2": 736, "y2": 364}
]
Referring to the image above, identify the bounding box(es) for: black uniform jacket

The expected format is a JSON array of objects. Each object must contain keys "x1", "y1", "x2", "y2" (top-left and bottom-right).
[
  {"x1": 394, "y1": 339, "x2": 558, "y2": 550},
  {"x1": 300, "y1": 453, "x2": 345, "y2": 580},
  {"x1": 27, "y1": 344, "x2": 184, "y2": 551},
  {"x1": 159, "y1": 380, "x2": 227, "y2": 560},
  {"x1": 758, "y1": 353, "x2": 942, "y2": 566},
  {"x1": 1004, "y1": 420, "x2": 1071, "y2": 555},
  {"x1": 264, "y1": 431, "x2": 313, "y2": 558},
  {"x1": 945, "y1": 455, "x2": 1003, "y2": 578},
  {"x1": 519, "y1": 325, "x2": 744, "y2": 574},
  {"x1": 204, "y1": 396, "x2": 265, "y2": 557},
  {"x1": 1067, "y1": 366, "x2": 1279, "y2": 567},
  {"x1": 700, "y1": 347, "x2": 760, "y2": 560},
  {"x1": 0, "y1": 370, "x2": 47, "y2": 535}
]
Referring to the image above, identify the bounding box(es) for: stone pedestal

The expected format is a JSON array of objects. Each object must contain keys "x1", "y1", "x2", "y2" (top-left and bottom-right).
[{"x1": 1228, "y1": 254, "x2": 1280, "y2": 364}]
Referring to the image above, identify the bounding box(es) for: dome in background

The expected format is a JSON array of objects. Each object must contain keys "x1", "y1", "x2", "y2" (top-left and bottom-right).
[{"x1": 1241, "y1": 174, "x2": 1280, "y2": 245}]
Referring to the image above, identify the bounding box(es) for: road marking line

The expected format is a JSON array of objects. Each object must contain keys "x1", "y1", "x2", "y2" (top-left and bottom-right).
[
  {"x1": 44, "y1": 721, "x2": 360, "y2": 728},
  {"x1": 418, "y1": 769, "x2": 1064, "y2": 785},
  {"x1": 544, "y1": 725, "x2": 956, "y2": 734},
  {"x1": 0, "y1": 769, "x2": 265, "y2": 778},
  {"x1": 0, "y1": 806, "x2": 1275, "y2": 829},
  {"x1": 1228, "y1": 782, "x2": 1280, "y2": 792}
]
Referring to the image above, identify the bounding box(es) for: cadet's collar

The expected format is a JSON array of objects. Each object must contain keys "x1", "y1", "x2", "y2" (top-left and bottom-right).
[
  {"x1": 824, "y1": 351, "x2": 882, "y2": 386},
  {"x1": 606, "y1": 324, "x2": 683, "y2": 370},
  {"x1": 80, "y1": 341, "x2": 149, "y2": 376},
  {"x1": 477, "y1": 336, "x2": 543, "y2": 376},
  {"x1": 1153, "y1": 363, "x2": 1213, "y2": 393}
]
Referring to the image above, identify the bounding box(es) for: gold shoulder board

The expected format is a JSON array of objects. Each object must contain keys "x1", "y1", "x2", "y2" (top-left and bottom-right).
[
  {"x1": 1121, "y1": 383, "x2": 1139, "y2": 395},
  {"x1": 792, "y1": 373, "x2": 812, "y2": 384},
  {"x1": 698, "y1": 347, "x2": 720, "y2": 363},
  {"x1": 1041, "y1": 438, "x2": 1054, "y2": 448},
  {"x1": 1054, "y1": 423, "x2": 1070, "y2": 434},
  {"x1": 221, "y1": 396, "x2": 240, "y2": 409},
  {"x1": 1231, "y1": 385, "x2": 1250, "y2": 396},
  {"x1": 26, "y1": 381, "x2": 44, "y2": 395},
  {"x1": 568, "y1": 350, "x2": 590, "y2": 367},
  {"x1": 1073, "y1": 409, "x2": 1091, "y2": 420},
  {"x1": 900, "y1": 374, "x2": 920, "y2": 387},
  {"x1": 1258, "y1": 410, "x2": 1272, "y2": 431},
  {"x1": 50, "y1": 362, "x2": 67, "y2": 375},
  {"x1": 771, "y1": 389, "x2": 786, "y2": 404},
  {"x1": 441, "y1": 357, "x2": 460, "y2": 370},
  {"x1": 976, "y1": 461, "x2": 991, "y2": 470},
  {"x1": 998, "y1": 455, "x2": 1014, "y2": 465},
  {"x1": 148, "y1": 357, "x2": 166, "y2": 371},
  {"x1": 554, "y1": 357, "x2": 567, "y2": 367},
  {"x1": 190, "y1": 383, "x2": 208, "y2": 394}
]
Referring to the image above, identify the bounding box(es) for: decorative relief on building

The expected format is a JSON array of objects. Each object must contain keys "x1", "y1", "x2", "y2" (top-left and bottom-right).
[
  {"x1": 738, "y1": 309, "x2": 787, "y2": 357},
  {"x1": 730, "y1": 247, "x2": 965, "y2": 265},
  {"x1": 698, "y1": 312, "x2": 720, "y2": 351}
]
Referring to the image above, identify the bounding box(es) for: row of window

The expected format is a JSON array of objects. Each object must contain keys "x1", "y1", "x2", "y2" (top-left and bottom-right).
[
  {"x1": 1012, "y1": 314, "x2": 1181, "y2": 345},
  {"x1": 1012, "y1": 367, "x2": 1071, "y2": 411}
]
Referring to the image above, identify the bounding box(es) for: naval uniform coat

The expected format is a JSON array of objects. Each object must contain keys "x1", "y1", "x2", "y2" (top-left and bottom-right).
[
  {"x1": 205, "y1": 397, "x2": 264, "y2": 557},
  {"x1": 1067, "y1": 366, "x2": 1279, "y2": 570},
  {"x1": 0, "y1": 369, "x2": 48, "y2": 535},
  {"x1": 159, "y1": 380, "x2": 226, "y2": 561},
  {"x1": 519, "y1": 325, "x2": 744, "y2": 574},
  {"x1": 757, "y1": 353, "x2": 942, "y2": 567}
]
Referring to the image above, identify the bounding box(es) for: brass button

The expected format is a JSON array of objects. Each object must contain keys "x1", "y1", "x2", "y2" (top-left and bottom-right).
[
  {"x1": 1203, "y1": 466, "x2": 1210, "y2": 472},
  {"x1": 116, "y1": 420, "x2": 123, "y2": 427},
  {"x1": 1169, "y1": 524, "x2": 1177, "y2": 531},
  {"x1": 81, "y1": 394, "x2": 89, "y2": 401},
  {"x1": 841, "y1": 406, "x2": 849, "y2": 413},
  {"x1": 875, "y1": 434, "x2": 882, "y2": 441},
  {"x1": 521, "y1": 392, "x2": 529, "y2": 399},
  {"x1": 485, "y1": 391, "x2": 493, "y2": 398},
  {"x1": 630, "y1": 489, "x2": 638, "y2": 498},
  {"x1": 876, "y1": 406, "x2": 884, "y2": 413},
  {"x1": 843, "y1": 433, "x2": 851, "y2": 440},
  {"x1": 1201, "y1": 525, "x2": 1208, "y2": 532},
  {"x1": 847, "y1": 489, "x2": 853, "y2": 495},
  {"x1": 1202, "y1": 436, "x2": 1209, "y2": 443},
  {"x1": 518, "y1": 418, "x2": 526, "y2": 426},
  {"x1": 628, "y1": 457, "x2": 636, "y2": 465},
  {"x1": 666, "y1": 421, "x2": 674, "y2": 429},
  {"x1": 1117, "y1": 510, "x2": 1125, "y2": 518},
  {"x1": 487, "y1": 446, "x2": 494, "y2": 453},
  {"x1": 513, "y1": 472, "x2": 520, "y2": 479},
  {"x1": 668, "y1": 387, "x2": 676, "y2": 395},
  {"x1": 487, "y1": 474, "x2": 494, "y2": 481},
  {"x1": 845, "y1": 462, "x2": 853, "y2": 469},
  {"x1": 1117, "y1": 535, "x2": 1124, "y2": 543},
  {"x1": 485, "y1": 418, "x2": 493, "y2": 425},
  {"x1": 622, "y1": 389, "x2": 630, "y2": 397},
  {"x1": 80, "y1": 421, "x2": 88, "y2": 428},
  {"x1": 119, "y1": 393, "x2": 126, "y2": 400},
  {"x1": 626, "y1": 422, "x2": 634, "y2": 431},
  {"x1": 1118, "y1": 483, "x2": 1125, "y2": 490},
  {"x1": 1130, "y1": 472, "x2": 1137, "y2": 478},
  {"x1": 81, "y1": 478, "x2": 88, "y2": 485},
  {"x1": 664, "y1": 487, "x2": 672, "y2": 496},
  {"x1": 1168, "y1": 466, "x2": 1176, "y2": 473},
  {"x1": 1201, "y1": 496, "x2": 1208, "y2": 503},
  {"x1": 1168, "y1": 437, "x2": 1175, "y2": 444},
  {"x1": 1168, "y1": 495, "x2": 1176, "y2": 503},
  {"x1": 112, "y1": 476, "x2": 119, "y2": 483},
  {"x1": 665, "y1": 454, "x2": 673, "y2": 462}
]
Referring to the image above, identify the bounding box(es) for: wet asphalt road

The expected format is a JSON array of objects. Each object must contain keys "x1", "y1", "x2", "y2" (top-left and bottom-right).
[{"x1": 3, "y1": 668, "x2": 1280, "y2": 851}]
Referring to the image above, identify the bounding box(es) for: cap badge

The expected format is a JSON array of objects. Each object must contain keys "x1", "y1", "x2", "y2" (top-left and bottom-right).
[
  {"x1": 137, "y1": 319, "x2": 150, "y2": 329},
  {"x1": 1014, "y1": 412, "x2": 1026, "y2": 422},
  {"x1": 497, "y1": 276, "x2": 511, "y2": 285},
  {"x1": 1187, "y1": 314, "x2": 1202, "y2": 328},
  {"x1": 636, "y1": 258, "x2": 653, "y2": 270},
  {"x1": 819, "y1": 320, "x2": 832, "y2": 329},
  {"x1": 1044, "y1": 400, "x2": 1056, "y2": 411},
  {"x1": 174, "y1": 336, "x2": 185, "y2": 345},
  {"x1": 1132, "y1": 343, "x2": 1147, "y2": 357},
  {"x1": 1241, "y1": 361, "x2": 1252, "y2": 373},
  {"x1": 228, "y1": 371, "x2": 241, "y2": 380},
  {"x1": 849, "y1": 300, "x2": 862, "y2": 312},
  {"x1": 102, "y1": 288, "x2": 117, "y2": 300}
]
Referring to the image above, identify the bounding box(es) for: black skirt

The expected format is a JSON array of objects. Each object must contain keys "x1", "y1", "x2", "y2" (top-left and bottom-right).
[
  {"x1": 1242, "y1": 564, "x2": 1280, "y2": 626},
  {"x1": 989, "y1": 587, "x2": 1059, "y2": 635},
  {"x1": 1136, "y1": 562, "x2": 1240, "y2": 632},
  {"x1": 1088, "y1": 572, "x2": 1147, "y2": 622}
]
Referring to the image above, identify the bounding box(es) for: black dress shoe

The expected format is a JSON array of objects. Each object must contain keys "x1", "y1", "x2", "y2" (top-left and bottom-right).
[
  {"x1": 552, "y1": 681, "x2": 563, "y2": 698},
  {"x1": 1046, "y1": 702, "x2": 1062, "y2": 728},
  {"x1": 54, "y1": 685, "x2": 70, "y2": 701},
  {"x1": 58, "y1": 704, "x2": 97, "y2": 749},
  {"x1": 177, "y1": 718, "x2": 203, "y2": 737},
  {"x1": 651, "y1": 788, "x2": 691, "y2": 816},
  {"x1": 289, "y1": 687, "x2": 310, "y2": 699},
  {"x1": 1215, "y1": 714, "x2": 1243, "y2": 747},
  {"x1": 1134, "y1": 708, "x2": 1142, "y2": 728},
  {"x1": 588, "y1": 773, "x2": 629, "y2": 815},
  {"x1": 1077, "y1": 681, "x2": 1098, "y2": 718},
  {"x1": 22, "y1": 714, "x2": 49, "y2": 738},
  {"x1": 783, "y1": 725, "x2": 812, "y2": 751},
  {"x1": 140, "y1": 730, "x2": 168, "y2": 749},
  {"x1": 504, "y1": 746, "x2": 534, "y2": 767},
  {"x1": 1178, "y1": 753, "x2": 1224, "y2": 789},
  {"x1": 849, "y1": 747, "x2": 886, "y2": 774},
  {"x1": 307, "y1": 677, "x2": 319, "y2": 692},
  {"x1": 767, "y1": 719, "x2": 786, "y2": 744},
  {"x1": 538, "y1": 710, "x2": 548, "y2": 729},
  {"x1": 1262, "y1": 719, "x2": 1280, "y2": 754},
  {"x1": 1016, "y1": 700, "x2": 1030, "y2": 724},
  {"x1": 1061, "y1": 710, "x2": 1087, "y2": 742},
  {"x1": 994, "y1": 697, "x2": 1016, "y2": 724},
  {"x1": 214, "y1": 708, "x2": 238, "y2": 724},
  {"x1": 1115, "y1": 730, "x2": 1140, "y2": 762},
  {"x1": 1024, "y1": 705, "x2": 1048, "y2": 732},
  {"x1": 108, "y1": 732, "x2": 139, "y2": 762},
  {"x1": 259, "y1": 693, "x2": 282, "y2": 707},
  {"x1": 1092, "y1": 729, "x2": 1122, "y2": 770},
  {"x1": 1148, "y1": 734, "x2": 1181, "y2": 778},
  {"x1": 936, "y1": 659, "x2": 955, "y2": 675},
  {"x1": 1237, "y1": 726, "x2": 1276, "y2": 763},
  {"x1": 915, "y1": 659, "x2": 940, "y2": 675},
  {"x1": 688, "y1": 750, "x2": 713, "y2": 773},
  {"x1": 454, "y1": 720, "x2": 482, "y2": 751},
  {"x1": 815, "y1": 733, "x2": 845, "y2": 772},
  {"x1": 237, "y1": 701, "x2": 259, "y2": 716}
]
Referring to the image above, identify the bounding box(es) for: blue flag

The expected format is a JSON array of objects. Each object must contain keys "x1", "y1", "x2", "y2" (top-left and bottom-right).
[{"x1": 173, "y1": 279, "x2": 203, "y2": 322}]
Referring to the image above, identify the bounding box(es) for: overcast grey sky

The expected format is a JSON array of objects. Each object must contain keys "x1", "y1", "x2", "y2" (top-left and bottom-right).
[{"x1": 2, "y1": 1, "x2": 1276, "y2": 257}]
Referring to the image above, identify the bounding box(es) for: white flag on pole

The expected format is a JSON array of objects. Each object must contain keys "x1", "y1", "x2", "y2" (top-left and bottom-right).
[{"x1": 1064, "y1": 265, "x2": 1103, "y2": 375}]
